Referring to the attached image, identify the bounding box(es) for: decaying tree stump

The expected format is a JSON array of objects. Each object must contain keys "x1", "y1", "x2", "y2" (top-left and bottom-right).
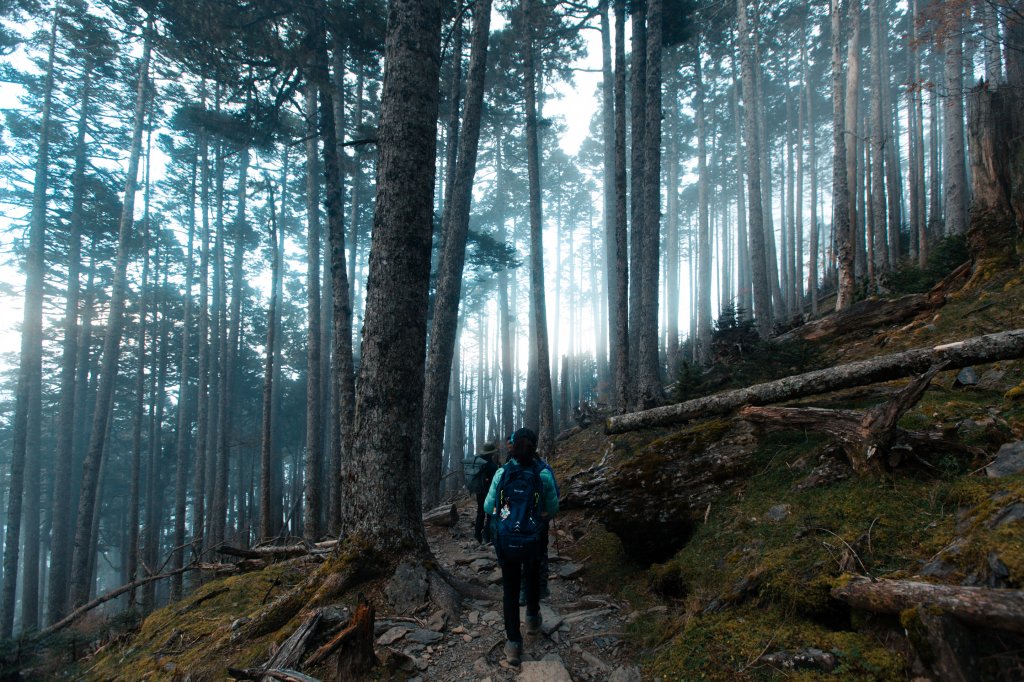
[
  {"x1": 607, "y1": 329, "x2": 1024, "y2": 434},
  {"x1": 307, "y1": 597, "x2": 376, "y2": 681},
  {"x1": 966, "y1": 82, "x2": 1024, "y2": 275}
]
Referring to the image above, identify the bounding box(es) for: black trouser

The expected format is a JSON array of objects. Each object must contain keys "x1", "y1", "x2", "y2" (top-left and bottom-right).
[
  {"x1": 474, "y1": 490, "x2": 490, "y2": 542},
  {"x1": 501, "y1": 557, "x2": 540, "y2": 644},
  {"x1": 520, "y1": 521, "x2": 550, "y2": 599}
]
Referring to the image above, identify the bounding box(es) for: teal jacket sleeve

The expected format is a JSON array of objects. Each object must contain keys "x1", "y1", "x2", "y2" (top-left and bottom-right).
[
  {"x1": 539, "y1": 467, "x2": 559, "y2": 517},
  {"x1": 483, "y1": 467, "x2": 504, "y2": 515}
]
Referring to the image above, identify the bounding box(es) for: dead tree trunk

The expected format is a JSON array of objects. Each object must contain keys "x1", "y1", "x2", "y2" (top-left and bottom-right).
[
  {"x1": 965, "y1": 82, "x2": 1024, "y2": 273},
  {"x1": 607, "y1": 329, "x2": 1024, "y2": 433}
]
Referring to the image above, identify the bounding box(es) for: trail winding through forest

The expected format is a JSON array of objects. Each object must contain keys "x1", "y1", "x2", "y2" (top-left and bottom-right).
[{"x1": 389, "y1": 497, "x2": 641, "y2": 681}]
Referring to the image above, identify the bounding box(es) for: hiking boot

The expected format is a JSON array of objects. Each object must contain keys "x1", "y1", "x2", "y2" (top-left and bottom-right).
[
  {"x1": 525, "y1": 612, "x2": 542, "y2": 636},
  {"x1": 504, "y1": 639, "x2": 522, "y2": 666}
]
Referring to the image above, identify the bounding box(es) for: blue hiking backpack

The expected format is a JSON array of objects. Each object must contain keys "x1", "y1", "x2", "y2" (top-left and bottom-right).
[{"x1": 494, "y1": 461, "x2": 544, "y2": 562}]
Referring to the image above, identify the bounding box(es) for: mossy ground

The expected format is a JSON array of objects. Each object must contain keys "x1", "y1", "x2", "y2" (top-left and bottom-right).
[
  {"x1": 555, "y1": 267, "x2": 1024, "y2": 680},
  {"x1": 82, "y1": 560, "x2": 310, "y2": 681}
]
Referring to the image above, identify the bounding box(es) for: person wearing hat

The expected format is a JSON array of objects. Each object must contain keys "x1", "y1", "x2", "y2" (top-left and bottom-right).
[{"x1": 472, "y1": 441, "x2": 500, "y2": 545}]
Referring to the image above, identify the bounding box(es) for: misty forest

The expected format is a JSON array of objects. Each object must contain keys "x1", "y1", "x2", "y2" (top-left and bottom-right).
[{"x1": 2, "y1": 0, "x2": 1024, "y2": 678}]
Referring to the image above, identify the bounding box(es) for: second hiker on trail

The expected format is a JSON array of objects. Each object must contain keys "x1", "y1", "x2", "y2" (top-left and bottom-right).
[
  {"x1": 484, "y1": 427, "x2": 560, "y2": 667},
  {"x1": 467, "y1": 440, "x2": 500, "y2": 545}
]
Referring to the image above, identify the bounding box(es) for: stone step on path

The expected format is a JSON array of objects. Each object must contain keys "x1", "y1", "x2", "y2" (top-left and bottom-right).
[{"x1": 395, "y1": 498, "x2": 641, "y2": 681}]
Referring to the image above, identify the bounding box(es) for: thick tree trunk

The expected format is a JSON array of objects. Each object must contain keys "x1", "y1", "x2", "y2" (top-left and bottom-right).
[
  {"x1": 421, "y1": 0, "x2": 492, "y2": 508},
  {"x1": 522, "y1": 0, "x2": 555, "y2": 452},
  {"x1": 737, "y1": 0, "x2": 773, "y2": 336},
  {"x1": 944, "y1": 9, "x2": 969, "y2": 236},
  {"x1": 734, "y1": 67, "x2": 752, "y2": 317},
  {"x1": 601, "y1": 0, "x2": 616, "y2": 395},
  {"x1": 695, "y1": 45, "x2": 712, "y2": 366},
  {"x1": 607, "y1": 328, "x2": 1024, "y2": 433},
  {"x1": 834, "y1": 577, "x2": 1024, "y2": 635},
  {"x1": 69, "y1": 25, "x2": 151, "y2": 609},
  {"x1": 844, "y1": 3, "x2": 862, "y2": 283},
  {"x1": 628, "y1": 0, "x2": 647, "y2": 398},
  {"x1": 304, "y1": 78, "x2": 323, "y2": 541},
  {"x1": 634, "y1": 0, "x2": 663, "y2": 407},
  {"x1": 869, "y1": 0, "x2": 888, "y2": 282},
  {"x1": 832, "y1": 0, "x2": 855, "y2": 310},
  {"x1": 319, "y1": 56, "x2": 356, "y2": 537},
  {"x1": 666, "y1": 76, "x2": 681, "y2": 377},
  {"x1": 339, "y1": 0, "x2": 442, "y2": 554},
  {"x1": 966, "y1": 83, "x2": 1024, "y2": 271},
  {"x1": 613, "y1": 0, "x2": 629, "y2": 411},
  {"x1": 804, "y1": 21, "x2": 819, "y2": 316}
]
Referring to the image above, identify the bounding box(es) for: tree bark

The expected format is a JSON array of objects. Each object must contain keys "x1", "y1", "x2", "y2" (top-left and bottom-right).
[
  {"x1": 260, "y1": 188, "x2": 280, "y2": 542},
  {"x1": 47, "y1": 60, "x2": 91, "y2": 626},
  {"x1": 339, "y1": 0, "x2": 442, "y2": 554},
  {"x1": 601, "y1": 0, "x2": 616, "y2": 394},
  {"x1": 69, "y1": 23, "x2": 151, "y2": 610},
  {"x1": 171, "y1": 138, "x2": 198, "y2": 602},
  {"x1": 304, "y1": 77, "x2": 323, "y2": 541},
  {"x1": 695, "y1": 43, "x2": 712, "y2": 366},
  {"x1": 522, "y1": 0, "x2": 555, "y2": 452},
  {"x1": 2, "y1": 10, "x2": 58, "y2": 636},
  {"x1": 944, "y1": 8, "x2": 969, "y2": 236},
  {"x1": 737, "y1": 0, "x2": 773, "y2": 336},
  {"x1": 966, "y1": 82, "x2": 1024, "y2": 270},
  {"x1": 832, "y1": 0, "x2": 855, "y2": 309},
  {"x1": 613, "y1": 0, "x2": 629, "y2": 411},
  {"x1": 421, "y1": 0, "x2": 492, "y2": 508},
  {"x1": 606, "y1": 328, "x2": 1024, "y2": 433},
  {"x1": 318, "y1": 49, "x2": 356, "y2": 537},
  {"x1": 192, "y1": 89, "x2": 212, "y2": 560}
]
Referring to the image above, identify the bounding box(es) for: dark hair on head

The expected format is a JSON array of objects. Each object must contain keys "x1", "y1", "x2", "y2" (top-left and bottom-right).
[{"x1": 510, "y1": 428, "x2": 537, "y2": 464}]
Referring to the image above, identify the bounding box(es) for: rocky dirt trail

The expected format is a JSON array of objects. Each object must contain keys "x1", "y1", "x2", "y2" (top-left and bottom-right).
[{"x1": 374, "y1": 498, "x2": 642, "y2": 681}]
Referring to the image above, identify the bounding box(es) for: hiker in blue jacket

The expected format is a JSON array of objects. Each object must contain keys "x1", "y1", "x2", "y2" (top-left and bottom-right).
[{"x1": 484, "y1": 427, "x2": 559, "y2": 666}]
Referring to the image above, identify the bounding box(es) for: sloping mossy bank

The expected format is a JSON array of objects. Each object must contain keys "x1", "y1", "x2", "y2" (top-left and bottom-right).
[{"x1": 559, "y1": 423, "x2": 1024, "y2": 680}]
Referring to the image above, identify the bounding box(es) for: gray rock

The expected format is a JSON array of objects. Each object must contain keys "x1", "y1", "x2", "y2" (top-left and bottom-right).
[
  {"x1": 921, "y1": 558, "x2": 957, "y2": 579},
  {"x1": 471, "y1": 558, "x2": 496, "y2": 572},
  {"x1": 760, "y1": 647, "x2": 836, "y2": 673},
  {"x1": 558, "y1": 563, "x2": 585, "y2": 579},
  {"x1": 407, "y1": 628, "x2": 443, "y2": 644},
  {"x1": 955, "y1": 367, "x2": 979, "y2": 386},
  {"x1": 609, "y1": 666, "x2": 642, "y2": 682},
  {"x1": 988, "y1": 552, "x2": 1011, "y2": 588},
  {"x1": 990, "y1": 501, "x2": 1024, "y2": 529},
  {"x1": 517, "y1": 659, "x2": 573, "y2": 681},
  {"x1": 979, "y1": 368, "x2": 1008, "y2": 390},
  {"x1": 540, "y1": 603, "x2": 563, "y2": 635},
  {"x1": 385, "y1": 560, "x2": 429, "y2": 613},
  {"x1": 766, "y1": 504, "x2": 791, "y2": 522},
  {"x1": 473, "y1": 657, "x2": 490, "y2": 676},
  {"x1": 376, "y1": 625, "x2": 409, "y2": 646},
  {"x1": 427, "y1": 610, "x2": 446, "y2": 632},
  {"x1": 987, "y1": 441, "x2": 1024, "y2": 478},
  {"x1": 230, "y1": 616, "x2": 250, "y2": 630},
  {"x1": 481, "y1": 610, "x2": 501, "y2": 625}
]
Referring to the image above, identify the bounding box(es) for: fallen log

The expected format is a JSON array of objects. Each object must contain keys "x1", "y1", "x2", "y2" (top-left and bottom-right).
[
  {"x1": 227, "y1": 668, "x2": 320, "y2": 682},
  {"x1": 607, "y1": 329, "x2": 1024, "y2": 434},
  {"x1": 776, "y1": 293, "x2": 935, "y2": 344},
  {"x1": 422, "y1": 503, "x2": 458, "y2": 527},
  {"x1": 219, "y1": 544, "x2": 313, "y2": 561},
  {"x1": 740, "y1": 364, "x2": 948, "y2": 473},
  {"x1": 832, "y1": 577, "x2": 1024, "y2": 635}
]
